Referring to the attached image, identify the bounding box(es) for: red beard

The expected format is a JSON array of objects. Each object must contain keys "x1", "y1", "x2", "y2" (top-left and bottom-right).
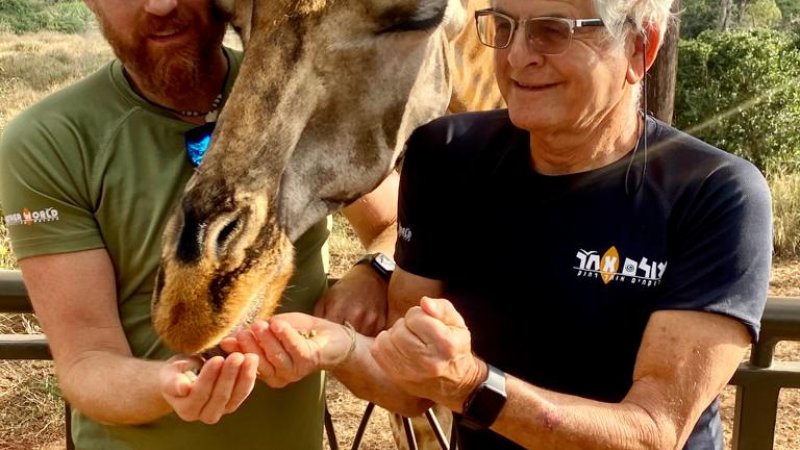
[{"x1": 97, "y1": 4, "x2": 227, "y2": 104}]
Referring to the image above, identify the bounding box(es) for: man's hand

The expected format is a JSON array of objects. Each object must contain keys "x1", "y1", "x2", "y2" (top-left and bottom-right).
[
  {"x1": 372, "y1": 297, "x2": 486, "y2": 412},
  {"x1": 330, "y1": 170, "x2": 399, "y2": 336},
  {"x1": 314, "y1": 264, "x2": 387, "y2": 336},
  {"x1": 160, "y1": 353, "x2": 258, "y2": 424},
  {"x1": 220, "y1": 314, "x2": 356, "y2": 388}
]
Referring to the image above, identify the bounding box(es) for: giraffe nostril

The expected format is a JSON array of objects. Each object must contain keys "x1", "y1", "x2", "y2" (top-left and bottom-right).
[
  {"x1": 215, "y1": 218, "x2": 240, "y2": 256},
  {"x1": 176, "y1": 209, "x2": 205, "y2": 264}
]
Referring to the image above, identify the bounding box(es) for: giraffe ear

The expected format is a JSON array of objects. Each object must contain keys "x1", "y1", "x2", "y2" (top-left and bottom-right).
[{"x1": 441, "y1": 0, "x2": 468, "y2": 40}]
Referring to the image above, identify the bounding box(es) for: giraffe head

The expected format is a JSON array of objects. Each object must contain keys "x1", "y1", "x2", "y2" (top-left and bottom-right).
[{"x1": 151, "y1": 0, "x2": 473, "y2": 354}]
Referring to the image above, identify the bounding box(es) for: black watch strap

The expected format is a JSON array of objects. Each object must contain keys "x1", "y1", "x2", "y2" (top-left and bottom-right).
[
  {"x1": 460, "y1": 364, "x2": 507, "y2": 430},
  {"x1": 355, "y1": 252, "x2": 395, "y2": 282}
]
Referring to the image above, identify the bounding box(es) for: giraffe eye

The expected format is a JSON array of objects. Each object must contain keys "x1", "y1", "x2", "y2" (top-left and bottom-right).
[{"x1": 376, "y1": 2, "x2": 447, "y2": 34}]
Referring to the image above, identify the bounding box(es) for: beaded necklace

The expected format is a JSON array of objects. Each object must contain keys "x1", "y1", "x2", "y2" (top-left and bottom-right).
[
  {"x1": 173, "y1": 92, "x2": 224, "y2": 122},
  {"x1": 126, "y1": 51, "x2": 231, "y2": 123}
]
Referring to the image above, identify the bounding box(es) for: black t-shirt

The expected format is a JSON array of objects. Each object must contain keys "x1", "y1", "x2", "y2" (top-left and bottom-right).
[{"x1": 395, "y1": 110, "x2": 772, "y2": 450}]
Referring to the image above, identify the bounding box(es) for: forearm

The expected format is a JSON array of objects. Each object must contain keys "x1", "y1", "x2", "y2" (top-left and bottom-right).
[
  {"x1": 387, "y1": 267, "x2": 444, "y2": 324},
  {"x1": 490, "y1": 376, "x2": 665, "y2": 450},
  {"x1": 363, "y1": 222, "x2": 397, "y2": 256},
  {"x1": 331, "y1": 334, "x2": 432, "y2": 416},
  {"x1": 342, "y1": 171, "x2": 399, "y2": 256},
  {"x1": 19, "y1": 252, "x2": 191, "y2": 425},
  {"x1": 58, "y1": 351, "x2": 172, "y2": 425}
]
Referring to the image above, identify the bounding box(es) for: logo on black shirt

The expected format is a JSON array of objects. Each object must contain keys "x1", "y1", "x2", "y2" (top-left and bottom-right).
[
  {"x1": 398, "y1": 223, "x2": 412, "y2": 242},
  {"x1": 574, "y1": 246, "x2": 667, "y2": 286}
]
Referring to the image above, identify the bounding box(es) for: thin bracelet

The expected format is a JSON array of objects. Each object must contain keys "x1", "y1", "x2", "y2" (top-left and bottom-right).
[{"x1": 340, "y1": 321, "x2": 357, "y2": 365}]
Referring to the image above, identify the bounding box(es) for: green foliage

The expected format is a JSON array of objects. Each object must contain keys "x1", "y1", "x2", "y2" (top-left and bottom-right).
[
  {"x1": 680, "y1": 0, "x2": 722, "y2": 39},
  {"x1": 680, "y1": 0, "x2": 795, "y2": 38},
  {"x1": 675, "y1": 29, "x2": 800, "y2": 174},
  {"x1": 0, "y1": 0, "x2": 93, "y2": 35},
  {"x1": 775, "y1": 0, "x2": 800, "y2": 25},
  {"x1": 740, "y1": 0, "x2": 783, "y2": 29},
  {"x1": 0, "y1": 0, "x2": 40, "y2": 33},
  {"x1": 40, "y1": 1, "x2": 94, "y2": 34}
]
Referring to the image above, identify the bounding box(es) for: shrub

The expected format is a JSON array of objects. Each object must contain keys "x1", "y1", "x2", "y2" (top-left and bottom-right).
[
  {"x1": 675, "y1": 29, "x2": 800, "y2": 174},
  {"x1": 39, "y1": 1, "x2": 94, "y2": 34},
  {"x1": 0, "y1": 0, "x2": 41, "y2": 34},
  {"x1": 0, "y1": 0, "x2": 93, "y2": 35}
]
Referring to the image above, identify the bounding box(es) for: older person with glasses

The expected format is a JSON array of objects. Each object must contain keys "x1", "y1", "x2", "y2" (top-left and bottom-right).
[
  {"x1": 0, "y1": 1, "x2": 401, "y2": 449},
  {"x1": 224, "y1": 0, "x2": 772, "y2": 449}
]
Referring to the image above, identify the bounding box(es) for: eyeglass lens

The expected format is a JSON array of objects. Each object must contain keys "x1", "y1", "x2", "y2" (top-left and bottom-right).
[
  {"x1": 478, "y1": 14, "x2": 572, "y2": 53},
  {"x1": 185, "y1": 121, "x2": 216, "y2": 167}
]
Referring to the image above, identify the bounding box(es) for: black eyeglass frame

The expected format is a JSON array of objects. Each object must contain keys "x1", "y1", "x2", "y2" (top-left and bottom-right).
[{"x1": 474, "y1": 8, "x2": 605, "y2": 53}]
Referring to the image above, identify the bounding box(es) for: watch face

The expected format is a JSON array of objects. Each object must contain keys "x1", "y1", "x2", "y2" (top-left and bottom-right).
[
  {"x1": 374, "y1": 253, "x2": 396, "y2": 272},
  {"x1": 461, "y1": 365, "x2": 507, "y2": 430}
]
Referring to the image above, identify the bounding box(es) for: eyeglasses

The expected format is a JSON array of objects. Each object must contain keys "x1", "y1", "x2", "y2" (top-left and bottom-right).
[
  {"x1": 474, "y1": 9, "x2": 604, "y2": 53},
  {"x1": 184, "y1": 121, "x2": 216, "y2": 167}
]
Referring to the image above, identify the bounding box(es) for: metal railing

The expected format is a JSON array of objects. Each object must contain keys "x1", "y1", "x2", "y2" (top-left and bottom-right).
[
  {"x1": 0, "y1": 270, "x2": 72, "y2": 450},
  {"x1": 729, "y1": 296, "x2": 800, "y2": 450},
  {"x1": 1, "y1": 269, "x2": 799, "y2": 450}
]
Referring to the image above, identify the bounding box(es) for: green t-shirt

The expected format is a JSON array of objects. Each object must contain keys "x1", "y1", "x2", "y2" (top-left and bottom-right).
[{"x1": 0, "y1": 48, "x2": 330, "y2": 450}]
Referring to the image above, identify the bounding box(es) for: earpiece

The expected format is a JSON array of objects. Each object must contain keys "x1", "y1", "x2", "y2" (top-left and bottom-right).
[{"x1": 624, "y1": 34, "x2": 649, "y2": 197}]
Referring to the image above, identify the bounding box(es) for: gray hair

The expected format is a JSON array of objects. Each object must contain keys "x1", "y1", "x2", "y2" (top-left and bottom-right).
[
  {"x1": 592, "y1": 0, "x2": 675, "y2": 109},
  {"x1": 593, "y1": 0, "x2": 675, "y2": 47}
]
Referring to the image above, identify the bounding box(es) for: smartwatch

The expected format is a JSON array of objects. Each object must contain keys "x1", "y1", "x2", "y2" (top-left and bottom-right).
[
  {"x1": 460, "y1": 364, "x2": 507, "y2": 430},
  {"x1": 355, "y1": 252, "x2": 395, "y2": 282}
]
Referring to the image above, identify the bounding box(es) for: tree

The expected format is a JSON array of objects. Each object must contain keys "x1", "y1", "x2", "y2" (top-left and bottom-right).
[
  {"x1": 739, "y1": 0, "x2": 782, "y2": 29},
  {"x1": 646, "y1": 0, "x2": 682, "y2": 123},
  {"x1": 737, "y1": 0, "x2": 749, "y2": 23},
  {"x1": 681, "y1": 0, "x2": 790, "y2": 37},
  {"x1": 720, "y1": 0, "x2": 734, "y2": 30},
  {"x1": 681, "y1": 0, "x2": 723, "y2": 38},
  {"x1": 775, "y1": 0, "x2": 800, "y2": 28},
  {"x1": 675, "y1": 29, "x2": 800, "y2": 173}
]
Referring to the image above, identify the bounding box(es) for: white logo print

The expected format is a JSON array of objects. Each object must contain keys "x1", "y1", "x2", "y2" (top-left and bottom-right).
[
  {"x1": 574, "y1": 246, "x2": 667, "y2": 286},
  {"x1": 398, "y1": 223, "x2": 412, "y2": 242},
  {"x1": 4, "y1": 207, "x2": 60, "y2": 227}
]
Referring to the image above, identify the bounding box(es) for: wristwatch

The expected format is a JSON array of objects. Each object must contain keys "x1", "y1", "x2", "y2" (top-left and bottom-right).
[
  {"x1": 460, "y1": 364, "x2": 507, "y2": 430},
  {"x1": 355, "y1": 252, "x2": 395, "y2": 282}
]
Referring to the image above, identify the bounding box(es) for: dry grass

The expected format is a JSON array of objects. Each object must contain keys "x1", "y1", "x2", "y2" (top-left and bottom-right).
[
  {"x1": 0, "y1": 218, "x2": 15, "y2": 269},
  {"x1": 0, "y1": 29, "x2": 111, "y2": 133},
  {"x1": 0, "y1": 313, "x2": 63, "y2": 450},
  {"x1": 0, "y1": 360, "x2": 62, "y2": 450},
  {"x1": 772, "y1": 173, "x2": 800, "y2": 258},
  {"x1": 0, "y1": 29, "x2": 798, "y2": 450}
]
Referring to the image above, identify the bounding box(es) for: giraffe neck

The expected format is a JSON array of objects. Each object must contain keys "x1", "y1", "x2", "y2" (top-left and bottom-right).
[{"x1": 447, "y1": 0, "x2": 505, "y2": 113}]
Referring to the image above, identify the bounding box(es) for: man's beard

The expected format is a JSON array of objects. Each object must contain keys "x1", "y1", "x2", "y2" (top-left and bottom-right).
[{"x1": 96, "y1": 5, "x2": 228, "y2": 105}]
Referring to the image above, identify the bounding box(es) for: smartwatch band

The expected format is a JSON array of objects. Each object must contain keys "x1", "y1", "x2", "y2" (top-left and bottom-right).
[{"x1": 460, "y1": 364, "x2": 507, "y2": 430}]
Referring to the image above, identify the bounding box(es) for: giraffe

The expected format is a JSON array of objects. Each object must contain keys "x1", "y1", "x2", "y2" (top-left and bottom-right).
[{"x1": 151, "y1": 0, "x2": 501, "y2": 448}]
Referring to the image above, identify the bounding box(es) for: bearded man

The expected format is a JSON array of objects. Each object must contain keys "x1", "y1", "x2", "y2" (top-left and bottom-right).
[{"x1": 0, "y1": 1, "x2": 398, "y2": 449}]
